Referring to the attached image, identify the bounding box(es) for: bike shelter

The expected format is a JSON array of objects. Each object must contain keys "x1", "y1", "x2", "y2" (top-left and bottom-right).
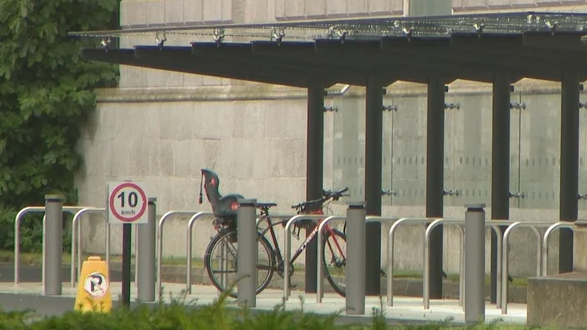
[{"x1": 10, "y1": 11, "x2": 581, "y2": 320}]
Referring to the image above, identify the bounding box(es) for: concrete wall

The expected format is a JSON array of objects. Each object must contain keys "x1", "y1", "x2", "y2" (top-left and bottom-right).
[
  {"x1": 75, "y1": 0, "x2": 587, "y2": 278},
  {"x1": 77, "y1": 80, "x2": 587, "y2": 277}
]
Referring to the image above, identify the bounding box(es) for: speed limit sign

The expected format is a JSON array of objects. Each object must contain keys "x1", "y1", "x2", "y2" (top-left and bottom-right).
[{"x1": 107, "y1": 181, "x2": 149, "y2": 224}]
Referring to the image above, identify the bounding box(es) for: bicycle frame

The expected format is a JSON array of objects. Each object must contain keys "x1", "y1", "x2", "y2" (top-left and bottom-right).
[{"x1": 258, "y1": 209, "x2": 346, "y2": 275}]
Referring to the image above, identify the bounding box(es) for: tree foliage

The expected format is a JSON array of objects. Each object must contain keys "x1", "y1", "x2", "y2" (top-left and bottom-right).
[{"x1": 0, "y1": 0, "x2": 120, "y2": 251}]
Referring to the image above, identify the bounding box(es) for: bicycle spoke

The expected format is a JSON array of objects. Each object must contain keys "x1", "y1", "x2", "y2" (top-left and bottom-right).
[
  {"x1": 322, "y1": 229, "x2": 348, "y2": 297},
  {"x1": 204, "y1": 228, "x2": 276, "y2": 298}
]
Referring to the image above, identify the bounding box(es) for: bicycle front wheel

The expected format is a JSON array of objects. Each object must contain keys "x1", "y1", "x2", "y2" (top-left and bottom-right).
[
  {"x1": 322, "y1": 228, "x2": 348, "y2": 297},
  {"x1": 204, "y1": 227, "x2": 276, "y2": 298}
]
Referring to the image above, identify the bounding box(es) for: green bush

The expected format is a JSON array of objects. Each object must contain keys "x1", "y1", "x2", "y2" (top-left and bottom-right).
[
  {"x1": 0, "y1": 298, "x2": 533, "y2": 330},
  {"x1": 0, "y1": 0, "x2": 120, "y2": 252}
]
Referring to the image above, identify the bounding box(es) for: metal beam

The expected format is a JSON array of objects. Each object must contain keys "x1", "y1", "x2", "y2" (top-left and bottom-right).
[
  {"x1": 132, "y1": 46, "x2": 340, "y2": 87},
  {"x1": 81, "y1": 48, "x2": 319, "y2": 88},
  {"x1": 256, "y1": 38, "x2": 572, "y2": 83},
  {"x1": 365, "y1": 76, "x2": 383, "y2": 296},
  {"x1": 490, "y1": 74, "x2": 511, "y2": 304},
  {"x1": 305, "y1": 83, "x2": 325, "y2": 294},
  {"x1": 426, "y1": 76, "x2": 445, "y2": 299},
  {"x1": 251, "y1": 41, "x2": 421, "y2": 84},
  {"x1": 317, "y1": 39, "x2": 525, "y2": 82},
  {"x1": 381, "y1": 37, "x2": 580, "y2": 81},
  {"x1": 447, "y1": 34, "x2": 587, "y2": 78},
  {"x1": 450, "y1": 33, "x2": 587, "y2": 62},
  {"x1": 559, "y1": 73, "x2": 580, "y2": 273},
  {"x1": 313, "y1": 40, "x2": 489, "y2": 83},
  {"x1": 190, "y1": 42, "x2": 371, "y2": 86},
  {"x1": 523, "y1": 31, "x2": 587, "y2": 52},
  {"x1": 251, "y1": 41, "x2": 316, "y2": 53}
]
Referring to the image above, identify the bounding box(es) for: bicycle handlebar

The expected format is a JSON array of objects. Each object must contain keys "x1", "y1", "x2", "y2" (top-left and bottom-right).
[{"x1": 290, "y1": 187, "x2": 349, "y2": 209}]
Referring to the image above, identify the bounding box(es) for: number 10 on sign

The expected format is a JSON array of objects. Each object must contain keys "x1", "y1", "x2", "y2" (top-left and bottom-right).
[{"x1": 107, "y1": 182, "x2": 149, "y2": 224}]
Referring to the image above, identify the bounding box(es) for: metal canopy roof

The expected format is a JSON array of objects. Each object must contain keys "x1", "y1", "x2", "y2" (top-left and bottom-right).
[{"x1": 71, "y1": 11, "x2": 587, "y2": 87}]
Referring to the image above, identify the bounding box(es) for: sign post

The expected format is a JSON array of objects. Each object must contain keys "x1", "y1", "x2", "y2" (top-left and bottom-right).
[{"x1": 107, "y1": 181, "x2": 148, "y2": 307}]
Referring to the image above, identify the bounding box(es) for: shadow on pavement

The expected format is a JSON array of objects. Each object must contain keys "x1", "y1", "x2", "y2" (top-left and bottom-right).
[{"x1": 0, "y1": 264, "x2": 128, "y2": 283}]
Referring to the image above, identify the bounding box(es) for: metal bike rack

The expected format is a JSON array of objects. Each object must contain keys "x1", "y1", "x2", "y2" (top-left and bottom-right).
[
  {"x1": 423, "y1": 218, "x2": 465, "y2": 310},
  {"x1": 14, "y1": 207, "x2": 44, "y2": 285},
  {"x1": 14, "y1": 206, "x2": 89, "y2": 286},
  {"x1": 501, "y1": 221, "x2": 554, "y2": 315},
  {"x1": 315, "y1": 215, "x2": 401, "y2": 304},
  {"x1": 542, "y1": 222, "x2": 576, "y2": 277},
  {"x1": 283, "y1": 214, "x2": 340, "y2": 301},
  {"x1": 423, "y1": 218, "x2": 506, "y2": 310},
  {"x1": 387, "y1": 217, "x2": 438, "y2": 307},
  {"x1": 153, "y1": 210, "x2": 199, "y2": 298},
  {"x1": 73, "y1": 208, "x2": 140, "y2": 288},
  {"x1": 487, "y1": 220, "x2": 516, "y2": 310},
  {"x1": 315, "y1": 215, "x2": 346, "y2": 303},
  {"x1": 185, "y1": 212, "x2": 214, "y2": 294},
  {"x1": 70, "y1": 207, "x2": 108, "y2": 288}
]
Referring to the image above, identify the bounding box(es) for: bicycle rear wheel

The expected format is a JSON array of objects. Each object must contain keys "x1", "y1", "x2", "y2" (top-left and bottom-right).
[
  {"x1": 204, "y1": 227, "x2": 276, "y2": 298},
  {"x1": 322, "y1": 228, "x2": 348, "y2": 297}
]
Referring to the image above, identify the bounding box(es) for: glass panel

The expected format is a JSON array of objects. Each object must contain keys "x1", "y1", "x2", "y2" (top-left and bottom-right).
[
  {"x1": 332, "y1": 96, "x2": 365, "y2": 202},
  {"x1": 510, "y1": 91, "x2": 522, "y2": 209},
  {"x1": 390, "y1": 93, "x2": 426, "y2": 206},
  {"x1": 71, "y1": 12, "x2": 587, "y2": 40},
  {"x1": 518, "y1": 93, "x2": 560, "y2": 210},
  {"x1": 451, "y1": 92, "x2": 492, "y2": 207},
  {"x1": 444, "y1": 92, "x2": 457, "y2": 207},
  {"x1": 579, "y1": 91, "x2": 587, "y2": 210},
  {"x1": 381, "y1": 99, "x2": 395, "y2": 206}
]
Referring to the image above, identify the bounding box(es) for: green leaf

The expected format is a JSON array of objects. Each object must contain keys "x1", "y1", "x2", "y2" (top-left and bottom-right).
[
  {"x1": 19, "y1": 1, "x2": 28, "y2": 17},
  {"x1": 0, "y1": 0, "x2": 120, "y2": 253}
]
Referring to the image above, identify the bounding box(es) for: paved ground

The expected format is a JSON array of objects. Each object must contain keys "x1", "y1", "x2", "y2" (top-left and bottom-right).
[
  {"x1": 0, "y1": 264, "x2": 527, "y2": 325},
  {"x1": 0, "y1": 284, "x2": 527, "y2": 325}
]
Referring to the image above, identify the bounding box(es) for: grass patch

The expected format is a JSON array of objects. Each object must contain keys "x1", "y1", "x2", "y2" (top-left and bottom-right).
[{"x1": 0, "y1": 285, "x2": 533, "y2": 330}]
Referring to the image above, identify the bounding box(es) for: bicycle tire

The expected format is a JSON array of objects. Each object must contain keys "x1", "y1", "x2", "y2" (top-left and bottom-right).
[
  {"x1": 322, "y1": 228, "x2": 347, "y2": 297},
  {"x1": 204, "y1": 227, "x2": 276, "y2": 298}
]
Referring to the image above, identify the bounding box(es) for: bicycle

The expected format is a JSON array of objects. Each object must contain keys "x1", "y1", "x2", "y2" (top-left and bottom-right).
[{"x1": 198, "y1": 168, "x2": 351, "y2": 298}]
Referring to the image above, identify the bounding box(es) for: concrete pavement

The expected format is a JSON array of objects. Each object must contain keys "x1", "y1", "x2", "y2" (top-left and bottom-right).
[
  {"x1": 0, "y1": 280, "x2": 526, "y2": 326},
  {"x1": 0, "y1": 263, "x2": 526, "y2": 325}
]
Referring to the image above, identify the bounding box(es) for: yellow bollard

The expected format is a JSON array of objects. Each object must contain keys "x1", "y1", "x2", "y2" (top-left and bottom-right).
[{"x1": 74, "y1": 256, "x2": 112, "y2": 313}]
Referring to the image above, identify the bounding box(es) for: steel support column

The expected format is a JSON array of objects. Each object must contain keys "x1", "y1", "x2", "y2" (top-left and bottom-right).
[
  {"x1": 305, "y1": 83, "x2": 325, "y2": 293},
  {"x1": 490, "y1": 74, "x2": 511, "y2": 303},
  {"x1": 559, "y1": 73, "x2": 580, "y2": 273},
  {"x1": 365, "y1": 77, "x2": 383, "y2": 296},
  {"x1": 426, "y1": 77, "x2": 445, "y2": 299}
]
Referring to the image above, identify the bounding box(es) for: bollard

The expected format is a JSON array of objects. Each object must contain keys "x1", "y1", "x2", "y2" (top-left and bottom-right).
[
  {"x1": 237, "y1": 199, "x2": 257, "y2": 307},
  {"x1": 346, "y1": 202, "x2": 366, "y2": 315},
  {"x1": 137, "y1": 197, "x2": 157, "y2": 302},
  {"x1": 44, "y1": 195, "x2": 63, "y2": 295},
  {"x1": 465, "y1": 203, "x2": 486, "y2": 324}
]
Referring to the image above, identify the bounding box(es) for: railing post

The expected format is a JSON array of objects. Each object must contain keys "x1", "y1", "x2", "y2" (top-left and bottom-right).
[
  {"x1": 137, "y1": 197, "x2": 157, "y2": 302},
  {"x1": 346, "y1": 201, "x2": 366, "y2": 315},
  {"x1": 237, "y1": 199, "x2": 257, "y2": 307},
  {"x1": 465, "y1": 204, "x2": 486, "y2": 324},
  {"x1": 44, "y1": 195, "x2": 63, "y2": 295}
]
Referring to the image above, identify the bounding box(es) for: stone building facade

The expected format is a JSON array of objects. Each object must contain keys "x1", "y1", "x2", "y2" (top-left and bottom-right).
[{"x1": 77, "y1": 0, "x2": 587, "y2": 276}]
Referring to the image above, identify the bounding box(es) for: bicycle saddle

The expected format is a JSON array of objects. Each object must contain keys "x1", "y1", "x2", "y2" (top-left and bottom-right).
[{"x1": 257, "y1": 202, "x2": 277, "y2": 208}]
